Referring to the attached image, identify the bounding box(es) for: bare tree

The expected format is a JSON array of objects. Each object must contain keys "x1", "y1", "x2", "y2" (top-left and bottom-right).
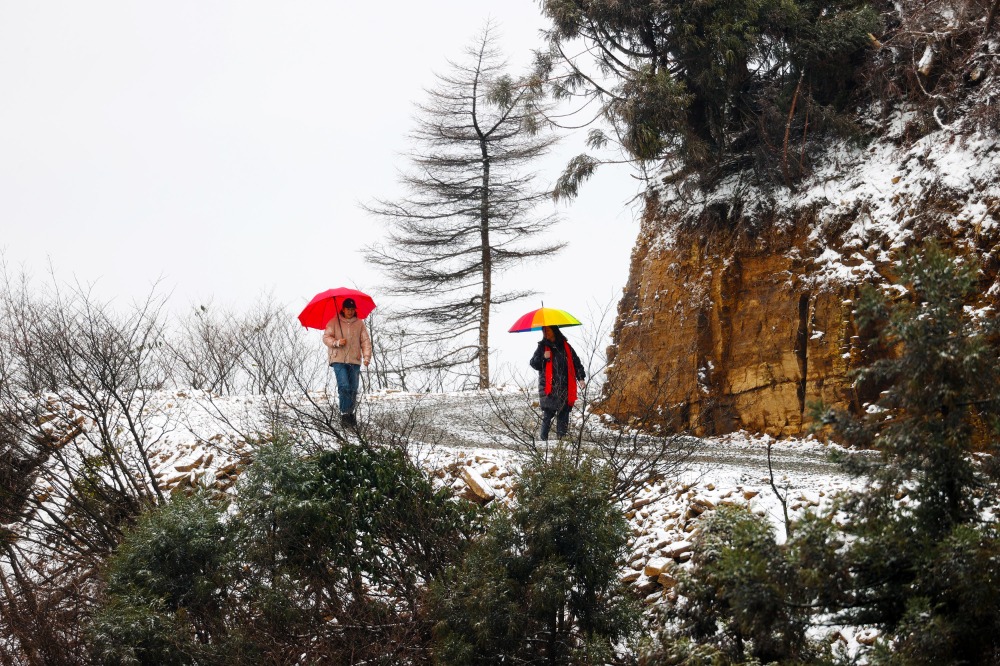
[
  {"x1": 166, "y1": 302, "x2": 243, "y2": 394},
  {"x1": 234, "y1": 296, "x2": 308, "y2": 396},
  {"x1": 365, "y1": 21, "x2": 563, "y2": 389},
  {"x1": 0, "y1": 271, "x2": 174, "y2": 663}
]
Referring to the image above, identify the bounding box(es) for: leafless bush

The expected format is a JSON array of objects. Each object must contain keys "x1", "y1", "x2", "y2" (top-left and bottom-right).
[
  {"x1": 232, "y1": 296, "x2": 309, "y2": 396},
  {"x1": 166, "y1": 296, "x2": 464, "y2": 398},
  {"x1": 170, "y1": 299, "x2": 473, "y2": 450},
  {"x1": 373, "y1": 322, "x2": 484, "y2": 392},
  {"x1": 0, "y1": 271, "x2": 174, "y2": 662},
  {"x1": 166, "y1": 302, "x2": 243, "y2": 394},
  {"x1": 365, "y1": 309, "x2": 416, "y2": 391}
]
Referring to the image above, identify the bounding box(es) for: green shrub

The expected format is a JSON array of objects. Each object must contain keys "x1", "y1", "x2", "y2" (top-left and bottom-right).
[
  {"x1": 432, "y1": 446, "x2": 640, "y2": 665},
  {"x1": 90, "y1": 491, "x2": 232, "y2": 665},
  {"x1": 643, "y1": 506, "x2": 821, "y2": 665},
  {"x1": 91, "y1": 437, "x2": 478, "y2": 664}
]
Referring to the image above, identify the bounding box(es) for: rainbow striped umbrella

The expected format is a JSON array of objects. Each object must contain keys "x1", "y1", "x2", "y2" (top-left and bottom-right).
[{"x1": 508, "y1": 307, "x2": 582, "y2": 333}]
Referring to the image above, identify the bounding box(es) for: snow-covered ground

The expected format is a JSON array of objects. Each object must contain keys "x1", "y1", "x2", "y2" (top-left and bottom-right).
[
  {"x1": 23, "y1": 387, "x2": 876, "y2": 655},
  {"x1": 74, "y1": 388, "x2": 860, "y2": 504},
  {"x1": 31, "y1": 386, "x2": 864, "y2": 540}
]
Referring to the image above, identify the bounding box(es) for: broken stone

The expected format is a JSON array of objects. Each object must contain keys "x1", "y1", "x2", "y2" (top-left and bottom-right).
[
  {"x1": 657, "y1": 572, "x2": 678, "y2": 588},
  {"x1": 643, "y1": 557, "x2": 671, "y2": 577},
  {"x1": 460, "y1": 466, "x2": 495, "y2": 504},
  {"x1": 636, "y1": 579, "x2": 660, "y2": 595},
  {"x1": 630, "y1": 496, "x2": 654, "y2": 510},
  {"x1": 174, "y1": 454, "x2": 205, "y2": 473},
  {"x1": 856, "y1": 628, "x2": 879, "y2": 646},
  {"x1": 663, "y1": 540, "x2": 693, "y2": 559},
  {"x1": 691, "y1": 497, "x2": 715, "y2": 510}
]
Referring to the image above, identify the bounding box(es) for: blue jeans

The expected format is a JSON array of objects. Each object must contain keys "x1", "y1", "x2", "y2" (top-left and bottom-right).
[
  {"x1": 540, "y1": 405, "x2": 572, "y2": 441},
  {"x1": 331, "y1": 363, "x2": 361, "y2": 414}
]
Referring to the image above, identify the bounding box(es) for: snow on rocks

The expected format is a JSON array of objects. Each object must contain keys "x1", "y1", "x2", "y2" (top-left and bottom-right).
[
  {"x1": 24, "y1": 390, "x2": 860, "y2": 608},
  {"x1": 646, "y1": 107, "x2": 1000, "y2": 294},
  {"x1": 434, "y1": 451, "x2": 515, "y2": 505},
  {"x1": 616, "y1": 454, "x2": 853, "y2": 603},
  {"x1": 459, "y1": 465, "x2": 497, "y2": 504}
]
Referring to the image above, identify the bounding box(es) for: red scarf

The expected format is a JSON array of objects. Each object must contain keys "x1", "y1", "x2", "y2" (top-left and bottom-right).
[{"x1": 544, "y1": 341, "x2": 577, "y2": 406}]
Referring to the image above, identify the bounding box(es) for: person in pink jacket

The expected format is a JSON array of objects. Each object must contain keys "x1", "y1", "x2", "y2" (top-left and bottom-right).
[{"x1": 322, "y1": 298, "x2": 372, "y2": 427}]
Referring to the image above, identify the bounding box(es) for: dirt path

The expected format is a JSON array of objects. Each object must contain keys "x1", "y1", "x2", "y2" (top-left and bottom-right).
[{"x1": 364, "y1": 389, "x2": 864, "y2": 486}]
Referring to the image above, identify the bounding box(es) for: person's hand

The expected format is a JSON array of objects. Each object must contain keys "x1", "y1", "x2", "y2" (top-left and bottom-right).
[
  {"x1": 339, "y1": 338, "x2": 348, "y2": 347},
  {"x1": 543, "y1": 349, "x2": 551, "y2": 359},
  {"x1": 363, "y1": 359, "x2": 370, "y2": 367}
]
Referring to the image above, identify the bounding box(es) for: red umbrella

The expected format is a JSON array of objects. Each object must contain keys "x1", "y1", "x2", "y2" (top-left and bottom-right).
[{"x1": 297, "y1": 287, "x2": 376, "y2": 329}]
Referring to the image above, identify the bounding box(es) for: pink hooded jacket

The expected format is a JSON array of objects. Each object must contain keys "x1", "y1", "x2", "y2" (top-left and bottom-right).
[{"x1": 322, "y1": 314, "x2": 372, "y2": 366}]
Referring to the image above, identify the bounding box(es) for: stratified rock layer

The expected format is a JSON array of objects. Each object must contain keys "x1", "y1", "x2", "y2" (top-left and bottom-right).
[
  {"x1": 603, "y1": 127, "x2": 1000, "y2": 436},
  {"x1": 606, "y1": 218, "x2": 860, "y2": 436}
]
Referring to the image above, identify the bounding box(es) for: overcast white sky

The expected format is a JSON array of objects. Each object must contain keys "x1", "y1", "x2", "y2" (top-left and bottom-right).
[{"x1": 0, "y1": 1, "x2": 642, "y2": 376}]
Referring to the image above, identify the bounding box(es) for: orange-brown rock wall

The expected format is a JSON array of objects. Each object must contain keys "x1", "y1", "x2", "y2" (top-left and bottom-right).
[
  {"x1": 604, "y1": 219, "x2": 859, "y2": 437},
  {"x1": 601, "y1": 124, "x2": 1000, "y2": 438}
]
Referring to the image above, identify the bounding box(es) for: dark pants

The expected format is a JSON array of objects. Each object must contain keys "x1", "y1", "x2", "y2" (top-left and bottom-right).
[
  {"x1": 331, "y1": 362, "x2": 361, "y2": 414},
  {"x1": 540, "y1": 404, "x2": 572, "y2": 441}
]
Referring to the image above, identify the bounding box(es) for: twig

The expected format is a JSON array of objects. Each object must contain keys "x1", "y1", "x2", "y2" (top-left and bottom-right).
[
  {"x1": 782, "y1": 71, "x2": 805, "y2": 187},
  {"x1": 767, "y1": 439, "x2": 792, "y2": 539}
]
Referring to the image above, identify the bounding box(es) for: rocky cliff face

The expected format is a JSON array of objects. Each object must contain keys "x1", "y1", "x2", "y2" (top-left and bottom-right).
[
  {"x1": 606, "y1": 211, "x2": 860, "y2": 436},
  {"x1": 604, "y1": 122, "x2": 1000, "y2": 437}
]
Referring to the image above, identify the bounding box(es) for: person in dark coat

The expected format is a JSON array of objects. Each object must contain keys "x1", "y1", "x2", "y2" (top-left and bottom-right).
[{"x1": 529, "y1": 325, "x2": 586, "y2": 441}]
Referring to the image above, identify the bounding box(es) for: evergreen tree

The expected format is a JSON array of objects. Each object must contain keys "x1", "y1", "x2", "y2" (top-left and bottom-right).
[
  {"x1": 365, "y1": 22, "x2": 562, "y2": 389},
  {"x1": 642, "y1": 506, "x2": 823, "y2": 665},
  {"x1": 431, "y1": 447, "x2": 640, "y2": 665},
  {"x1": 643, "y1": 244, "x2": 1000, "y2": 665},
  {"x1": 90, "y1": 491, "x2": 237, "y2": 665},
  {"x1": 537, "y1": 0, "x2": 880, "y2": 192},
  {"x1": 821, "y1": 243, "x2": 1000, "y2": 663},
  {"x1": 231, "y1": 438, "x2": 478, "y2": 661}
]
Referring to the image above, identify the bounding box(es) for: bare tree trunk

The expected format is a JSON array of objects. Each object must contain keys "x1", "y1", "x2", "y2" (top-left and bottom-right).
[
  {"x1": 474, "y1": 50, "x2": 492, "y2": 391},
  {"x1": 478, "y1": 153, "x2": 492, "y2": 389},
  {"x1": 782, "y1": 71, "x2": 805, "y2": 187}
]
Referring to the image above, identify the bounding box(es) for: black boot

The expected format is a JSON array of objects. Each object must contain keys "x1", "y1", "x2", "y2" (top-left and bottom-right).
[{"x1": 341, "y1": 412, "x2": 357, "y2": 428}]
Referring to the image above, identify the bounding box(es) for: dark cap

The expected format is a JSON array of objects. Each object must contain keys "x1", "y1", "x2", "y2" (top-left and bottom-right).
[{"x1": 342, "y1": 298, "x2": 356, "y2": 309}]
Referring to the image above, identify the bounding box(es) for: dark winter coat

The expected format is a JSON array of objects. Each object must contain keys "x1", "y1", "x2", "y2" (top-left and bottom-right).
[{"x1": 529, "y1": 338, "x2": 586, "y2": 411}]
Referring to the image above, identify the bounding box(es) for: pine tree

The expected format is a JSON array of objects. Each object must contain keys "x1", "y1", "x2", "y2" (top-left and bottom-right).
[
  {"x1": 365, "y1": 22, "x2": 562, "y2": 389},
  {"x1": 821, "y1": 243, "x2": 1000, "y2": 663},
  {"x1": 537, "y1": 0, "x2": 880, "y2": 191}
]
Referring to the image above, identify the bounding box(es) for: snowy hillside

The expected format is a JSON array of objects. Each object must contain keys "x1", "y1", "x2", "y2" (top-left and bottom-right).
[
  {"x1": 8, "y1": 388, "x2": 878, "y2": 651},
  {"x1": 650, "y1": 116, "x2": 1000, "y2": 291}
]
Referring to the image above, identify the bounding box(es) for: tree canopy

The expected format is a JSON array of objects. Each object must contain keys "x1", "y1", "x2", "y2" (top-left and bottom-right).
[{"x1": 537, "y1": 0, "x2": 881, "y2": 192}]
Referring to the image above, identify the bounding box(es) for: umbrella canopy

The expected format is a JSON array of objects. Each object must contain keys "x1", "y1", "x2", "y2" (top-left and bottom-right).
[
  {"x1": 508, "y1": 307, "x2": 582, "y2": 333},
  {"x1": 297, "y1": 287, "x2": 376, "y2": 329}
]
